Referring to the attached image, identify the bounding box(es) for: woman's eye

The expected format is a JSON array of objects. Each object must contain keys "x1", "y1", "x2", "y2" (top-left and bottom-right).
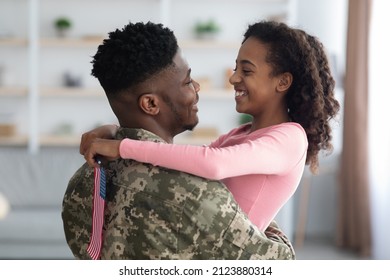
[{"x1": 233, "y1": 67, "x2": 251, "y2": 75}]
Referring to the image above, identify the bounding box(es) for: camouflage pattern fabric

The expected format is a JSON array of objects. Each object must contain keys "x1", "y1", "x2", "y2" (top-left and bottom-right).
[{"x1": 62, "y1": 128, "x2": 295, "y2": 260}]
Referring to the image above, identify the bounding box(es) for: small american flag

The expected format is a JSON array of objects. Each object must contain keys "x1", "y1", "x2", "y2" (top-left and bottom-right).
[{"x1": 87, "y1": 165, "x2": 106, "y2": 260}]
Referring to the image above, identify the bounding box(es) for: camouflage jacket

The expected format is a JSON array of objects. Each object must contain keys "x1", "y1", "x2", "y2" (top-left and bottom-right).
[{"x1": 62, "y1": 128, "x2": 295, "y2": 260}]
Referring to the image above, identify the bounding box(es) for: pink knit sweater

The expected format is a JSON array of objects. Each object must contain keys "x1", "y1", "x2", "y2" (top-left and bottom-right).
[{"x1": 119, "y1": 122, "x2": 308, "y2": 231}]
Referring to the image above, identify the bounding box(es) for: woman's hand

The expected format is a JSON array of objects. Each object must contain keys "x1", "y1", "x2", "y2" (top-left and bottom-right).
[
  {"x1": 79, "y1": 124, "x2": 120, "y2": 167},
  {"x1": 79, "y1": 124, "x2": 118, "y2": 155},
  {"x1": 83, "y1": 138, "x2": 122, "y2": 168}
]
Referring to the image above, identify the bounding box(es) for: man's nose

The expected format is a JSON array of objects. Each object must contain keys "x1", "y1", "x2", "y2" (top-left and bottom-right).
[{"x1": 193, "y1": 79, "x2": 200, "y2": 93}]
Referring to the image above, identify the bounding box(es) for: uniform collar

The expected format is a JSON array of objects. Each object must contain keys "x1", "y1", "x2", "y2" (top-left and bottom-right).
[{"x1": 115, "y1": 127, "x2": 167, "y2": 143}]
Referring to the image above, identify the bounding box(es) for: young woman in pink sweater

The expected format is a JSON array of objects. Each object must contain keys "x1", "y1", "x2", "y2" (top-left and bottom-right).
[{"x1": 80, "y1": 21, "x2": 340, "y2": 231}]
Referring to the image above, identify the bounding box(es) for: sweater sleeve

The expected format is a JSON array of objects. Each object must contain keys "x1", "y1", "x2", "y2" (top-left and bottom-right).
[{"x1": 119, "y1": 125, "x2": 307, "y2": 180}]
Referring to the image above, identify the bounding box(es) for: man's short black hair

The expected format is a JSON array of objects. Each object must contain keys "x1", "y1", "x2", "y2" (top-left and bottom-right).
[{"x1": 91, "y1": 21, "x2": 178, "y2": 96}]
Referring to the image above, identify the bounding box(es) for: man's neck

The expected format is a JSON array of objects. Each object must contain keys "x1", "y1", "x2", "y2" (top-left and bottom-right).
[
  {"x1": 118, "y1": 120, "x2": 175, "y2": 144},
  {"x1": 116, "y1": 127, "x2": 168, "y2": 143}
]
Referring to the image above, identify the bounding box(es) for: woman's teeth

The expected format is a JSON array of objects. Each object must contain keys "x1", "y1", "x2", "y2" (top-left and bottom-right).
[{"x1": 235, "y1": 91, "x2": 247, "y2": 97}]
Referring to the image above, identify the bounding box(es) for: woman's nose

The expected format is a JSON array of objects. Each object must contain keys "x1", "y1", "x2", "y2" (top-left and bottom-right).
[{"x1": 229, "y1": 71, "x2": 240, "y2": 85}]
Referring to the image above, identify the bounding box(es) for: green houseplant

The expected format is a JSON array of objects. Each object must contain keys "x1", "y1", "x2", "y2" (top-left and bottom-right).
[
  {"x1": 194, "y1": 19, "x2": 221, "y2": 40},
  {"x1": 54, "y1": 17, "x2": 72, "y2": 37}
]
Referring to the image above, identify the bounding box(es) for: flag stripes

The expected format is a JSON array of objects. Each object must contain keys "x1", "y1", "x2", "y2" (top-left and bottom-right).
[{"x1": 87, "y1": 166, "x2": 106, "y2": 260}]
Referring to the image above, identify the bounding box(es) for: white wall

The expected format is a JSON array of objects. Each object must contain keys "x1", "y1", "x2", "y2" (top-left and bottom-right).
[{"x1": 296, "y1": 0, "x2": 348, "y2": 88}]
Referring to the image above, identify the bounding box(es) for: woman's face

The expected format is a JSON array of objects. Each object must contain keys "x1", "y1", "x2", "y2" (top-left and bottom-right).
[{"x1": 229, "y1": 37, "x2": 285, "y2": 119}]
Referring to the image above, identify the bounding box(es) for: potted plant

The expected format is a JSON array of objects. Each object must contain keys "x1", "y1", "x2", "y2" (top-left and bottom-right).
[
  {"x1": 194, "y1": 19, "x2": 221, "y2": 40},
  {"x1": 54, "y1": 17, "x2": 72, "y2": 37}
]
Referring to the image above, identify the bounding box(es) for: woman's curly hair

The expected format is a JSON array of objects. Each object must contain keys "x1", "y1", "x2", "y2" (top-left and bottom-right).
[
  {"x1": 243, "y1": 21, "x2": 340, "y2": 173},
  {"x1": 91, "y1": 21, "x2": 178, "y2": 96}
]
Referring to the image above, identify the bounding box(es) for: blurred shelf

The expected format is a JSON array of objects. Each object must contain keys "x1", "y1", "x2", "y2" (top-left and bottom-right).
[
  {"x1": 39, "y1": 86, "x2": 233, "y2": 99},
  {"x1": 37, "y1": 134, "x2": 217, "y2": 147},
  {"x1": 40, "y1": 37, "x2": 105, "y2": 48},
  {"x1": 40, "y1": 87, "x2": 105, "y2": 97},
  {"x1": 0, "y1": 87, "x2": 28, "y2": 97},
  {"x1": 180, "y1": 40, "x2": 240, "y2": 49},
  {"x1": 0, "y1": 135, "x2": 28, "y2": 147},
  {"x1": 0, "y1": 38, "x2": 28, "y2": 47},
  {"x1": 0, "y1": 135, "x2": 80, "y2": 147},
  {"x1": 0, "y1": 134, "x2": 217, "y2": 148},
  {"x1": 40, "y1": 135, "x2": 80, "y2": 147},
  {"x1": 39, "y1": 37, "x2": 240, "y2": 49}
]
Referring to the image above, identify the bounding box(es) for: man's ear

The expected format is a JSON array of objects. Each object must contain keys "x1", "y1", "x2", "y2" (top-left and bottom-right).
[
  {"x1": 276, "y1": 72, "x2": 293, "y2": 93},
  {"x1": 138, "y1": 94, "x2": 160, "y2": 115}
]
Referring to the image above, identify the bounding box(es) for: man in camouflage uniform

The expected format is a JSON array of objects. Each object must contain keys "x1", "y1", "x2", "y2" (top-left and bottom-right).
[{"x1": 62, "y1": 21, "x2": 295, "y2": 260}]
